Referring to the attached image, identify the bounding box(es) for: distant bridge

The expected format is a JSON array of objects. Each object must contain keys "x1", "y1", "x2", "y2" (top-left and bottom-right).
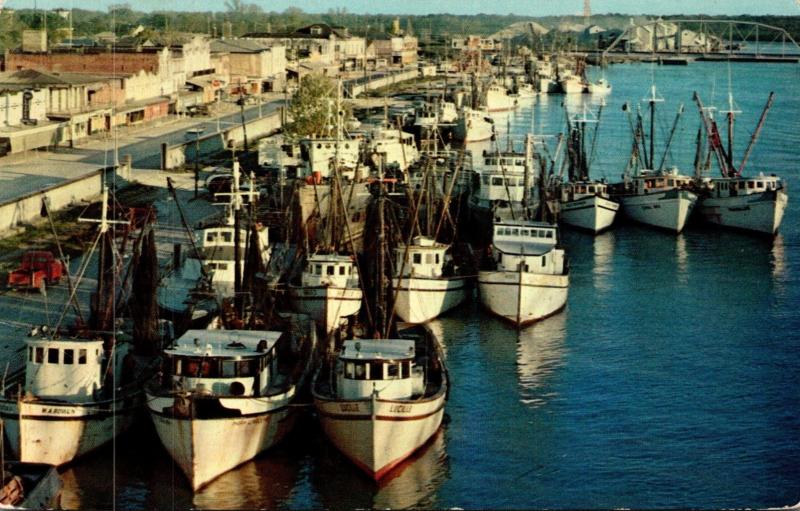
[{"x1": 599, "y1": 19, "x2": 800, "y2": 62}]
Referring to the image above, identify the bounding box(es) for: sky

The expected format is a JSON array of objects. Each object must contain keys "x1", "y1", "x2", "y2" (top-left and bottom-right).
[{"x1": 3, "y1": 0, "x2": 800, "y2": 16}]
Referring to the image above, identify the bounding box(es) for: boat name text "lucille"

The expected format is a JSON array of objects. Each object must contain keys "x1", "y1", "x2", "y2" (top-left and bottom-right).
[
  {"x1": 340, "y1": 404, "x2": 359, "y2": 412},
  {"x1": 389, "y1": 405, "x2": 412, "y2": 413}
]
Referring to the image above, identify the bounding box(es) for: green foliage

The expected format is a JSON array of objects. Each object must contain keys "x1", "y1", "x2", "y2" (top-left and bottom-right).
[{"x1": 285, "y1": 74, "x2": 338, "y2": 141}]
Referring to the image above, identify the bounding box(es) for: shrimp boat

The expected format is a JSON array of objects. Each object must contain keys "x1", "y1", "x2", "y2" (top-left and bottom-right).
[
  {"x1": 0, "y1": 187, "x2": 161, "y2": 465},
  {"x1": 588, "y1": 78, "x2": 612, "y2": 95},
  {"x1": 484, "y1": 82, "x2": 518, "y2": 112},
  {"x1": 692, "y1": 91, "x2": 788, "y2": 235},
  {"x1": 613, "y1": 85, "x2": 697, "y2": 233},
  {"x1": 559, "y1": 104, "x2": 619, "y2": 233},
  {"x1": 312, "y1": 324, "x2": 448, "y2": 480},
  {"x1": 478, "y1": 220, "x2": 569, "y2": 327},
  {"x1": 145, "y1": 319, "x2": 317, "y2": 491},
  {"x1": 453, "y1": 107, "x2": 494, "y2": 143},
  {"x1": 391, "y1": 236, "x2": 470, "y2": 324},
  {"x1": 288, "y1": 253, "x2": 363, "y2": 334}
]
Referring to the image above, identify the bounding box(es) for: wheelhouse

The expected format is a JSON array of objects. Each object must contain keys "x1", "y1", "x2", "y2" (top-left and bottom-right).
[
  {"x1": 711, "y1": 174, "x2": 783, "y2": 197},
  {"x1": 395, "y1": 236, "x2": 449, "y2": 278},
  {"x1": 336, "y1": 339, "x2": 423, "y2": 400},
  {"x1": 301, "y1": 253, "x2": 360, "y2": 287}
]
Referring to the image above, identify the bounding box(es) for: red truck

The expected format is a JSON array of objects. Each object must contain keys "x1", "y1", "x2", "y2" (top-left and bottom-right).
[{"x1": 7, "y1": 251, "x2": 66, "y2": 290}]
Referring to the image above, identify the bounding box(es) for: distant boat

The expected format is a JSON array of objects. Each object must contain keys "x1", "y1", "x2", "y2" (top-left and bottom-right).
[
  {"x1": 453, "y1": 107, "x2": 494, "y2": 143},
  {"x1": 146, "y1": 322, "x2": 317, "y2": 490},
  {"x1": 312, "y1": 324, "x2": 448, "y2": 480},
  {"x1": 479, "y1": 220, "x2": 569, "y2": 326},
  {"x1": 485, "y1": 83, "x2": 518, "y2": 112},
  {"x1": 560, "y1": 181, "x2": 619, "y2": 233},
  {"x1": 588, "y1": 78, "x2": 612, "y2": 95},
  {"x1": 391, "y1": 236, "x2": 471, "y2": 324},
  {"x1": 288, "y1": 253, "x2": 363, "y2": 334}
]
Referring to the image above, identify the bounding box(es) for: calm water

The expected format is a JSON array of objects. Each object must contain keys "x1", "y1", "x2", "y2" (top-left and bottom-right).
[{"x1": 60, "y1": 62, "x2": 800, "y2": 509}]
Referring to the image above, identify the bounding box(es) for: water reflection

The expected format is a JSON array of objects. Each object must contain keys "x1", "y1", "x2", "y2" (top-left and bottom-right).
[
  {"x1": 516, "y1": 314, "x2": 568, "y2": 409},
  {"x1": 592, "y1": 231, "x2": 616, "y2": 293},
  {"x1": 314, "y1": 429, "x2": 449, "y2": 509},
  {"x1": 675, "y1": 234, "x2": 689, "y2": 284},
  {"x1": 771, "y1": 234, "x2": 786, "y2": 282}
]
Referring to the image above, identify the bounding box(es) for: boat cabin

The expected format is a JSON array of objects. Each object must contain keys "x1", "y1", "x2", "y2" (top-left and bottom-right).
[
  {"x1": 300, "y1": 138, "x2": 361, "y2": 180},
  {"x1": 24, "y1": 337, "x2": 123, "y2": 402},
  {"x1": 367, "y1": 127, "x2": 419, "y2": 171},
  {"x1": 394, "y1": 236, "x2": 449, "y2": 278},
  {"x1": 710, "y1": 173, "x2": 783, "y2": 198},
  {"x1": 631, "y1": 169, "x2": 693, "y2": 194},
  {"x1": 164, "y1": 329, "x2": 282, "y2": 397},
  {"x1": 491, "y1": 220, "x2": 565, "y2": 275},
  {"x1": 472, "y1": 150, "x2": 532, "y2": 204},
  {"x1": 301, "y1": 253, "x2": 360, "y2": 288},
  {"x1": 193, "y1": 223, "x2": 270, "y2": 292},
  {"x1": 561, "y1": 180, "x2": 610, "y2": 202},
  {"x1": 336, "y1": 339, "x2": 423, "y2": 400}
]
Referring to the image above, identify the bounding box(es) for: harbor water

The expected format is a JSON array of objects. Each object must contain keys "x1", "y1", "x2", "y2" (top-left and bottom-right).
[{"x1": 60, "y1": 62, "x2": 800, "y2": 509}]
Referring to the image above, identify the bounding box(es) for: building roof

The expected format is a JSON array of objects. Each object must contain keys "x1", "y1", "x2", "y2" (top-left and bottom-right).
[
  {"x1": 0, "y1": 69, "x2": 120, "y2": 88},
  {"x1": 210, "y1": 39, "x2": 275, "y2": 54}
]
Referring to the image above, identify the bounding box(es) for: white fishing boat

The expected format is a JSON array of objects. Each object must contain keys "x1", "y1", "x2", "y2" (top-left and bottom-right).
[
  {"x1": 288, "y1": 253, "x2": 363, "y2": 334},
  {"x1": 613, "y1": 85, "x2": 698, "y2": 233},
  {"x1": 478, "y1": 220, "x2": 569, "y2": 327},
  {"x1": 618, "y1": 170, "x2": 698, "y2": 233},
  {"x1": 588, "y1": 78, "x2": 612, "y2": 95},
  {"x1": 698, "y1": 173, "x2": 787, "y2": 235},
  {"x1": 313, "y1": 324, "x2": 448, "y2": 480},
  {"x1": 300, "y1": 137, "x2": 362, "y2": 181},
  {"x1": 560, "y1": 181, "x2": 619, "y2": 233},
  {"x1": 692, "y1": 91, "x2": 788, "y2": 235},
  {"x1": 0, "y1": 187, "x2": 160, "y2": 466},
  {"x1": 0, "y1": 333, "x2": 154, "y2": 466},
  {"x1": 146, "y1": 322, "x2": 317, "y2": 490},
  {"x1": 158, "y1": 162, "x2": 270, "y2": 323},
  {"x1": 559, "y1": 71, "x2": 586, "y2": 94},
  {"x1": 453, "y1": 107, "x2": 494, "y2": 143},
  {"x1": 391, "y1": 236, "x2": 470, "y2": 324},
  {"x1": 366, "y1": 125, "x2": 420, "y2": 172},
  {"x1": 558, "y1": 105, "x2": 619, "y2": 233},
  {"x1": 469, "y1": 135, "x2": 537, "y2": 242},
  {"x1": 485, "y1": 83, "x2": 518, "y2": 112}
]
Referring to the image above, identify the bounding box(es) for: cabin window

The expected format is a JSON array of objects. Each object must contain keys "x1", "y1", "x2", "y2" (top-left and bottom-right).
[
  {"x1": 413, "y1": 253, "x2": 422, "y2": 264},
  {"x1": 402, "y1": 361, "x2": 410, "y2": 378},
  {"x1": 485, "y1": 158, "x2": 491, "y2": 165},
  {"x1": 206, "y1": 233, "x2": 217, "y2": 242},
  {"x1": 354, "y1": 363, "x2": 367, "y2": 380},
  {"x1": 237, "y1": 360, "x2": 254, "y2": 377},
  {"x1": 387, "y1": 363, "x2": 400, "y2": 379},
  {"x1": 78, "y1": 349, "x2": 87, "y2": 364},
  {"x1": 217, "y1": 263, "x2": 229, "y2": 271},
  {"x1": 339, "y1": 266, "x2": 346, "y2": 275},
  {"x1": 426, "y1": 254, "x2": 434, "y2": 264},
  {"x1": 345, "y1": 362, "x2": 354, "y2": 378},
  {"x1": 435, "y1": 253, "x2": 440, "y2": 264},
  {"x1": 327, "y1": 266, "x2": 335, "y2": 276},
  {"x1": 588, "y1": 186, "x2": 595, "y2": 193},
  {"x1": 516, "y1": 159, "x2": 524, "y2": 166},
  {"x1": 541, "y1": 256, "x2": 546, "y2": 267},
  {"x1": 28, "y1": 347, "x2": 32, "y2": 362},
  {"x1": 512, "y1": 229, "x2": 519, "y2": 236},
  {"x1": 48, "y1": 348, "x2": 59, "y2": 364},
  {"x1": 222, "y1": 232, "x2": 232, "y2": 243},
  {"x1": 756, "y1": 181, "x2": 764, "y2": 189},
  {"x1": 369, "y1": 361, "x2": 383, "y2": 380},
  {"x1": 64, "y1": 349, "x2": 74, "y2": 365},
  {"x1": 545, "y1": 231, "x2": 554, "y2": 239},
  {"x1": 222, "y1": 360, "x2": 237, "y2": 378},
  {"x1": 748, "y1": 181, "x2": 755, "y2": 189},
  {"x1": 668, "y1": 179, "x2": 675, "y2": 187},
  {"x1": 491, "y1": 177, "x2": 503, "y2": 186},
  {"x1": 482, "y1": 176, "x2": 489, "y2": 185},
  {"x1": 35, "y1": 347, "x2": 44, "y2": 364},
  {"x1": 497, "y1": 253, "x2": 503, "y2": 263},
  {"x1": 314, "y1": 264, "x2": 322, "y2": 275}
]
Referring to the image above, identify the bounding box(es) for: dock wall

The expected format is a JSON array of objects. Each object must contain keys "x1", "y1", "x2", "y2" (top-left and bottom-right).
[
  {"x1": 161, "y1": 109, "x2": 284, "y2": 170},
  {"x1": 0, "y1": 159, "x2": 131, "y2": 238},
  {"x1": 346, "y1": 69, "x2": 419, "y2": 98}
]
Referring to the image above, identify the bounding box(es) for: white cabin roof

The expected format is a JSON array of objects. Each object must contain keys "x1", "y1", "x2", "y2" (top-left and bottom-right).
[
  {"x1": 340, "y1": 339, "x2": 415, "y2": 361},
  {"x1": 166, "y1": 329, "x2": 281, "y2": 358},
  {"x1": 26, "y1": 337, "x2": 104, "y2": 349},
  {"x1": 307, "y1": 253, "x2": 355, "y2": 264},
  {"x1": 494, "y1": 240, "x2": 554, "y2": 256}
]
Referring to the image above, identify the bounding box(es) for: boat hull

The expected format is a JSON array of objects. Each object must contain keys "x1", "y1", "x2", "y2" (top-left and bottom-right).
[
  {"x1": 478, "y1": 270, "x2": 568, "y2": 326},
  {"x1": 697, "y1": 189, "x2": 787, "y2": 235},
  {"x1": 0, "y1": 396, "x2": 141, "y2": 466},
  {"x1": 620, "y1": 189, "x2": 697, "y2": 233},
  {"x1": 314, "y1": 393, "x2": 445, "y2": 480},
  {"x1": 289, "y1": 284, "x2": 363, "y2": 333},
  {"x1": 392, "y1": 276, "x2": 470, "y2": 323},
  {"x1": 147, "y1": 394, "x2": 296, "y2": 490},
  {"x1": 560, "y1": 195, "x2": 619, "y2": 233}
]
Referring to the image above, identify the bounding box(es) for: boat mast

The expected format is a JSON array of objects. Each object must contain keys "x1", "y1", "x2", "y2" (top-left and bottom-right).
[
  {"x1": 644, "y1": 84, "x2": 663, "y2": 169},
  {"x1": 737, "y1": 92, "x2": 774, "y2": 176},
  {"x1": 720, "y1": 90, "x2": 740, "y2": 173}
]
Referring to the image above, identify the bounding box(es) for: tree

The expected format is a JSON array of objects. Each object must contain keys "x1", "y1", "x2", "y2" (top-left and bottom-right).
[{"x1": 285, "y1": 74, "x2": 340, "y2": 141}]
